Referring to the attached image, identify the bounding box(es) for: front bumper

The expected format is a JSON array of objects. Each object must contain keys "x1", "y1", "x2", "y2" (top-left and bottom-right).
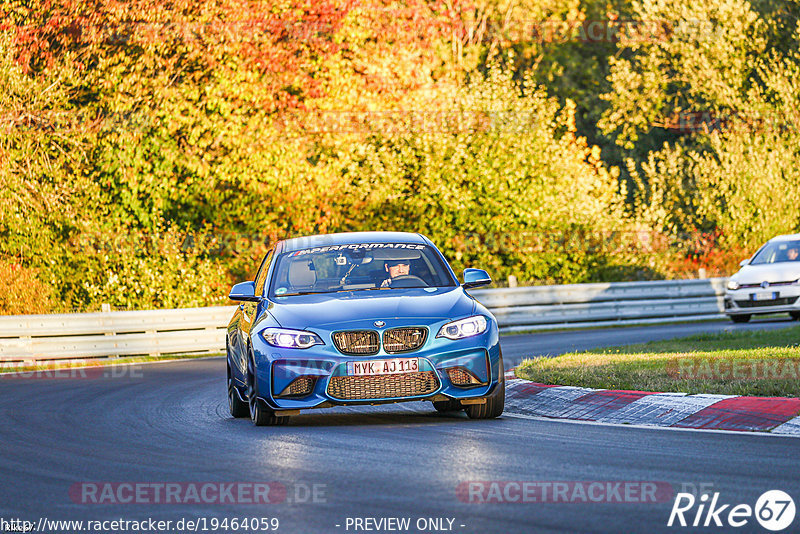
[
  {"x1": 724, "y1": 285, "x2": 800, "y2": 315},
  {"x1": 249, "y1": 325, "x2": 502, "y2": 411}
]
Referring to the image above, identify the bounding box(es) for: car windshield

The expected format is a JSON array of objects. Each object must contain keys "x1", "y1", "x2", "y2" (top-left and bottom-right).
[
  {"x1": 268, "y1": 243, "x2": 457, "y2": 297},
  {"x1": 750, "y1": 240, "x2": 800, "y2": 265}
]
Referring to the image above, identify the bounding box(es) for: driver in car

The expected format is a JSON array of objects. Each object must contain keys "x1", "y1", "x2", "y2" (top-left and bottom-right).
[
  {"x1": 788, "y1": 246, "x2": 799, "y2": 261},
  {"x1": 380, "y1": 259, "x2": 411, "y2": 287}
]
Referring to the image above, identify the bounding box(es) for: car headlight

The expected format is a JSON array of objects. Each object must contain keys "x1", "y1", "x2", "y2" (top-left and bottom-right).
[
  {"x1": 437, "y1": 315, "x2": 488, "y2": 340},
  {"x1": 262, "y1": 328, "x2": 324, "y2": 349},
  {"x1": 727, "y1": 280, "x2": 740, "y2": 290}
]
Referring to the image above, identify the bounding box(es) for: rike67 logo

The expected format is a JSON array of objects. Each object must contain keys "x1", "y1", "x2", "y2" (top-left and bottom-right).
[{"x1": 668, "y1": 490, "x2": 796, "y2": 531}]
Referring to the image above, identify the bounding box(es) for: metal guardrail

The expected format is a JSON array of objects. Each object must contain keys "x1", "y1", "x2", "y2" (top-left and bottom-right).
[
  {"x1": 0, "y1": 307, "x2": 235, "y2": 364},
  {"x1": 0, "y1": 278, "x2": 727, "y2": 363},
  {"x1": 469, "y1": 277, "x2": 728, "y2": 333}
]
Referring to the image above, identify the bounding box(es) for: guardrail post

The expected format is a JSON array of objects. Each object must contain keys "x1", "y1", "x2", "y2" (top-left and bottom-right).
[{"x1": 147, "y1": 330, "x2": 159, "y2": 358}]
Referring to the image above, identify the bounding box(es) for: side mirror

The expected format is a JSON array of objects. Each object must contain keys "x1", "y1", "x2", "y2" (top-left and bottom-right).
[
  {"x1": 228, "y1": 281, "x2": 259, "y2": 302},
  {"x1": 462, "y1": 268, "x2": 492, "y2": 289},
  {"x1": 739, "y1": 259, "x2": 750, "y2": 267}
]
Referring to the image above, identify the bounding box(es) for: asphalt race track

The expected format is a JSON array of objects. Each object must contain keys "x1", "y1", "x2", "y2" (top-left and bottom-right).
[
  {"x1": 500, "y1": 316, "x2": 800, "y2": 367},
  {"x1": 2, "y1": 318, "x2": 799, "y2": 534}
]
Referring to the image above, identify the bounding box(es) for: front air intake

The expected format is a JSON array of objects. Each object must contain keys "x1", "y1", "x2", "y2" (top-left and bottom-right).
[
  {"x1": 277, "y1": 376, "x2": 316, "y2": 398},
  {"x1": 327, "y1": 371, "x2": 439, "y2": 400}
]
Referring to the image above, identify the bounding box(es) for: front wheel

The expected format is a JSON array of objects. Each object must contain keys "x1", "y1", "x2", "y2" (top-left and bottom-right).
[
  {"x1": 247, "y1": 353, "x2": 289, "y2": 426},
  {"x1": 465, "y1": 354, "x2": 505, "y2": 420},
  {"x1": 227, "y1": 344, "x2": 249, "y2": 418},
  {"x1": 228, "y1": 376, "x2": 249, "y2": 418},
  {"x1": 730, "y1": 314, "x2": 751, "y2": 323}
]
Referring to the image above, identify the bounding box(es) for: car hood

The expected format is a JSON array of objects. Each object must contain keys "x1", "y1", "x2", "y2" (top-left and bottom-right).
[
  {"x1": 732, "y1": 263, "x2": 800, "y2": 285},
  {"x1": 264, "y1": 286, "x2": 475, "y2": 329}
]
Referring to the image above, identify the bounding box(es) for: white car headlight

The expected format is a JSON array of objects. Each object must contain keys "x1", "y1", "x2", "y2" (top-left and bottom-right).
[
  {"x1": 437, "y1": 315, "x2": 488, "y2": 340},
  {"x1": 727, "y1": 280, "x2": 740, "y2": 290},
  {"x1": 262, "y1": 328, "x2": 323, "y2": 349}
]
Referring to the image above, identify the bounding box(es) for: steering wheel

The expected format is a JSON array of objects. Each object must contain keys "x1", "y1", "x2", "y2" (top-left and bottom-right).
[{"x1": 389, "y1": 275, "x2": 427, "y2": 288}]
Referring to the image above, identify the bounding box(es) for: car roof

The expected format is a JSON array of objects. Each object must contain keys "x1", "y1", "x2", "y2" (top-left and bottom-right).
[
  {"x1": 770, "y1": 233, "x2": 800, "y2": 242},
  {"x1": 279, "y1": 231, "x2": 429, "y2": 253}
]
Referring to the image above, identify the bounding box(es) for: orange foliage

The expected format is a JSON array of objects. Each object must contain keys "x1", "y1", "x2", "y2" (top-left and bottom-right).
[
  {"x1": 0, "y1": 259, "x2": 54, "y2": 315},
  {"x1": 3, "y1": 0, "x2": 465, "y2": 112}
]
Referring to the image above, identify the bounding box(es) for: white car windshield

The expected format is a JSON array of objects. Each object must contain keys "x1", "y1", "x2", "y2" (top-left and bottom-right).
[
  {"x1": 269, "y1": 243, "x2": 457, "y2": 297},
  {"x1": 750, "y1": 240, "x2": 800, "y2": 265}
]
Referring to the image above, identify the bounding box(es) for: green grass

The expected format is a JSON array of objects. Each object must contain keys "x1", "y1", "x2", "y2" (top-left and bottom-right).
[{"x1": 516, "y1": 327, "x2": 800, "y2": 397}]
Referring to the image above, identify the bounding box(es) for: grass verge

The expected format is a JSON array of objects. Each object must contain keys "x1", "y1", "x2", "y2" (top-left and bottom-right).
[{"x1": 516, "y1": 326, "x2": 800, "y2": 397}]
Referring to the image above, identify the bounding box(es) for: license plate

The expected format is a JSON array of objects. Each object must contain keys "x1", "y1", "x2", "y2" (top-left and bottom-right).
[
  {"x1": 751, "y1": 292, "x2": 778, "y2": 301},
  {"x1": 347, "y1": 357, "x2": 419, "y2": 376}
]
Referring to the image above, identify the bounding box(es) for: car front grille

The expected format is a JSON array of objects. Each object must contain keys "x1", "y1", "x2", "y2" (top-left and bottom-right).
[
  {"x1": 332, "y1": 330, "x2": 380, "y2": 355},
  {"x1": 735, "y1": 296, "x2": 799, "y2": 308},
  {"x1": 382, "y1": 327, "x2": 427, "y2": 353},
  {"x1": 327, "y1": 371, "x2": 439, "y2": 400},
  {"x1": 738, "y1": 281, "x2": 795, "y2": 289}
]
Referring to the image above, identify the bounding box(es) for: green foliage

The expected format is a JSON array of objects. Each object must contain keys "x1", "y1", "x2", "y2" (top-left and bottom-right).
[
  {"x1": 599, "y1": 0, "x2": 771, "y2": 149},
  {"x1": 72, "y1": 226, "x2": 230, "y2": 310},
  {"x1": 600, "y1": 0, "x2": 800, "y2": 260},
  {"x1": 619, "y1": 9, "x2": 800, "y2": 249},
  {"x1": 4, "y1": 0, "x2": 800, "y2": 314},
  {"x1": 331, "y1": 68, "x2": 648, "y2": 283},
  {"x1": 631, "y1": 129, "x2": 800, "y2": 252},
  {"x1": 0, "y1": 34, "x2": 233, "y2": 312}
]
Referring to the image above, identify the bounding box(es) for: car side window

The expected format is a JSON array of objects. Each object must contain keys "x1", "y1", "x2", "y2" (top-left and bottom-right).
[{"x1": 254, "y1": 249, "x2": 274, "y2": 297}]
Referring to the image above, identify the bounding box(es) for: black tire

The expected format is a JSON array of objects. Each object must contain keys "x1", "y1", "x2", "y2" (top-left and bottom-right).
[
  {"x1": 432, "y1": 399, "x2": 463, "y2": 413},
  {"x1": 730, "y1": 314, "x2": 751, "y2": 323},
  {"x1": 790, "y1": 312, "x2": 800, "y2": 321},
  {"x1": 228, "y1": 375, "x2": 249, "y2": 418},
  {"x1": 247, "y1": 351, "x2": 289, "y2": 426},
  {"x1": 465, "y1": 354, "x2": 505, "y2": 420},
  {"x1": 226, "y1": 342, "x2": 249, "y2": 418}
]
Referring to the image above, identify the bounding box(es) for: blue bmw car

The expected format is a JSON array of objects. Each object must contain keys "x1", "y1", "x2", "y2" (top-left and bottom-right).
[{"x1": 226, "y1": 231, "x2": 504, "y2": 425}]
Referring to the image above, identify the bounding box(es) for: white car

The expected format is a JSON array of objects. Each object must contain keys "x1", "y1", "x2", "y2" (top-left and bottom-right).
[{"x1": 725, "y1": 233, "x2": 800, "y2": 323}]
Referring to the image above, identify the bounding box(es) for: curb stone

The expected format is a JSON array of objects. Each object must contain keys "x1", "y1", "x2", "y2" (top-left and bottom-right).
[{"x1": 504, "y1": 371, "x2": 800, "y2": 435}]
